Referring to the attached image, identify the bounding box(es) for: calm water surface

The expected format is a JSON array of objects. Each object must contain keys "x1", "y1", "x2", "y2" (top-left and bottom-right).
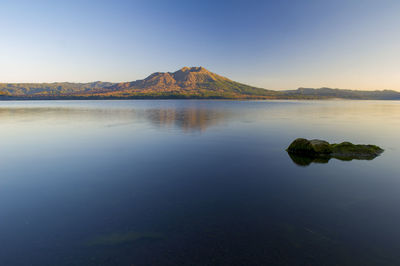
[{"x1": 0, "y1": 100, "x2": 399, "y2": 265}]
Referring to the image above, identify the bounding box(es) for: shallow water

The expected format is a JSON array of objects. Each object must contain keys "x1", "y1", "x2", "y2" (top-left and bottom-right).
[{"x1": 0, "y1": 100, "x2": 399, "y2": 265}]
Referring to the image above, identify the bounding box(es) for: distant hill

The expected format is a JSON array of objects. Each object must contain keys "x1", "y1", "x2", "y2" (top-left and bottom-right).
[
  {"x1": 0, "y1": 82, "x2": 114, "y2": 97},
  {"x1": 0, "y1": 67, "x2": 399, "y2": 100},
  {"x1": 283, "y1": 87, "x2": 400, "y2": 100}
]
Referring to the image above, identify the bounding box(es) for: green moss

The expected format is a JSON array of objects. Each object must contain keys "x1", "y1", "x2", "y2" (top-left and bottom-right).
[{"x1": 330, "y1": 142, "x2": 384, "y2": 159}]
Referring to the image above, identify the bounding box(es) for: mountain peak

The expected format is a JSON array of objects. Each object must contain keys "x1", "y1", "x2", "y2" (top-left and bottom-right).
[{"x1": 179, "y1": 66, "x2": 209, "y2": 73}]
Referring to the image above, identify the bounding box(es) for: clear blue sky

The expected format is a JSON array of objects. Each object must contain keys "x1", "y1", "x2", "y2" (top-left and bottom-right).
[{"x1": 1, "y1": 0, "x2": 399, "y2": 90}]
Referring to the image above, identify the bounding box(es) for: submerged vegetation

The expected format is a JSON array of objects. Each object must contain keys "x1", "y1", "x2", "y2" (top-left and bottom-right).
[
  {"x1": 287, "y1": 138, "x2": 384, "y2": 166},
  {"x1": 86, "y1": 231, "x2": 164, "y2": 246}
]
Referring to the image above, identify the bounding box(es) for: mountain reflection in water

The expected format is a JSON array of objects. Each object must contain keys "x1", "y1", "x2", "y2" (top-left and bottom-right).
[
  {"x1": 144, "y1": 108, "x2": 232, "y2": 132},
  {"x1": 0, "y1": 104, "x2": 233, "y2": 133}
]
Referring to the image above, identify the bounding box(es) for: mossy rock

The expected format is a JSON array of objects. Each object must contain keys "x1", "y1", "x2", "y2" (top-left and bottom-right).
[
  {"x1": 286, "y1": 138, "x2": 383, "y2": 165},
  {"x1": 287, "y1": 138, "x2": 332, "y2": 155},
  {"x1": 331, "y1": 142, "x2": 384, "y2": 160}
]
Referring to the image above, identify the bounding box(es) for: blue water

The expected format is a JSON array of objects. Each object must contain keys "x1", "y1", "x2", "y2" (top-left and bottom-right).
[{"x1": 0, "y1": 100, "x2": 399, "y2": 265}]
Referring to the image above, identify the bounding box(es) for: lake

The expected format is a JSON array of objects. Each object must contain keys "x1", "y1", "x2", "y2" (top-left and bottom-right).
[{"x1": 0, "y1": 100, "x2": 399, "y2": 265}]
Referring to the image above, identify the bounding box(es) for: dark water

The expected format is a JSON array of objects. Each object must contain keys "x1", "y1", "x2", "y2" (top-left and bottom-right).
[{"x1": 0, "y1": 100, "x2": 399, "y2": 265}]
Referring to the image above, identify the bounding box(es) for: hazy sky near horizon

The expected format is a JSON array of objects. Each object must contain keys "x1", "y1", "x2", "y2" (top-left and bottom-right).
[{"x1": 1, "y1": 0, "x2": 399, "y2": 90}]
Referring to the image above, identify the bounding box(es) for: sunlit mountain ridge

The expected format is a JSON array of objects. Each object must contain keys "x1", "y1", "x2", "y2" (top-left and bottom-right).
[{"x1": 1, "y1": 67, "x2": 399, "y2": 100}]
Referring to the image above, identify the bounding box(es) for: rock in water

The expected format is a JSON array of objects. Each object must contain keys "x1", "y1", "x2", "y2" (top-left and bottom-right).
[
  {"x1": 287, "y1": 138, "x2": 332, "y2": 154},
  {"x1": 286, "y1": 138, "x2": 383, "y2": 163}
]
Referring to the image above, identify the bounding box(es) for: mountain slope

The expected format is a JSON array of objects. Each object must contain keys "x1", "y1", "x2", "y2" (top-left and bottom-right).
[{"x1": 89, "y1": 66, "x2": 278, "y2": 99}]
